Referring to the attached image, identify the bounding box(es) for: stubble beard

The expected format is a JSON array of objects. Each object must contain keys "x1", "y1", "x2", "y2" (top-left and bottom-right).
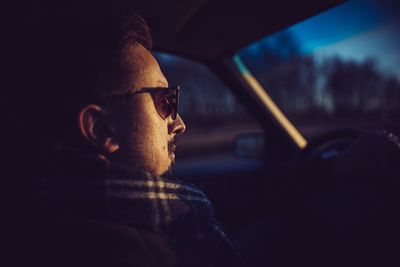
[{"x1": 163, "y1": 138, "x2": 177, "y2": 179}]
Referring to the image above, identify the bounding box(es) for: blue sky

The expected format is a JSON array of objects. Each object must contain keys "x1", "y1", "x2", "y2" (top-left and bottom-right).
[
  {"x1": 290, "y1": 0, "x2": 400, "y2": 78},
  {"x1": 292, "y1": 0, "x2": 392, "y2": 52},
  {"x1": 248, "y1": 0, "x2": 400, "y2": 79}
]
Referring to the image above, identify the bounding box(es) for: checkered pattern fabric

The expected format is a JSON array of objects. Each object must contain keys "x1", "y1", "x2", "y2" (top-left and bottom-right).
[{"x1": 37, "y1": 161, "x2": 245, "y2": 267}]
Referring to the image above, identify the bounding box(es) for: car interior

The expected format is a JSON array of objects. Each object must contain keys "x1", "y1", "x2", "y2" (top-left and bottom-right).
[{"x1": 7, "y1": 0, "x2": 400, "y2": 266}]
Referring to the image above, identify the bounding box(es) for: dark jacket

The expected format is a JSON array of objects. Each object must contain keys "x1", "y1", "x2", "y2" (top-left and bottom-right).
[
  {"x1": 19, "y1": 217, "x2": 181, "y2": 267},
  {"x1": 16, "y1": 150, "x2": 244, "y2": 267}
]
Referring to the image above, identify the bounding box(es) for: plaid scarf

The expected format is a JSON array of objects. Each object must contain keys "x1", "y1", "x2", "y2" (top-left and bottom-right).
[{"x1": 37, "y1": 157, "x2": 245, "y2": 267}]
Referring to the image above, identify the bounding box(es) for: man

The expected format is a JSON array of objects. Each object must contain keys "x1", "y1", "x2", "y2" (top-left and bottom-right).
[{"x1": 10, "y1": 11, "x2": 245, "y2": 267}]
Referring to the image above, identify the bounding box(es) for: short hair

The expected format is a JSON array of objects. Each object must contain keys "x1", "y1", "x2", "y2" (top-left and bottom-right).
[
  {"x1": 123, "y1": 15, "x2": 153, "y2": 52},
  {"x1": 11, "y1": 12, "x2": 153, "y2": 174}
]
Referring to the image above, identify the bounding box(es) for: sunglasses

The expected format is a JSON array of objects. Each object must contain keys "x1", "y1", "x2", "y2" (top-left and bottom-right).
[
  {"x1": 97, "y1": 86, "x2": 180, "y2": 120},
  {"x1": 127, "y1": 86, "x2": 180, "y2": 120}
]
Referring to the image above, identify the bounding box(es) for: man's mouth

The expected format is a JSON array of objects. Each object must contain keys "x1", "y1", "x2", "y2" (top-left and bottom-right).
[{"x1": 168, "y1": 141, "x2": 176, "y2": 157}]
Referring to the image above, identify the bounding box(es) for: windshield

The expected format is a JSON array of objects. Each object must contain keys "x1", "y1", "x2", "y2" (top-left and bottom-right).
[{"x1": 237, "y1": 0, "x2": 400, "y2": 139}]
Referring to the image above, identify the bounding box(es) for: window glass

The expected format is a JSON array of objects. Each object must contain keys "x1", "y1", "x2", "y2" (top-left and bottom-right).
[
  {"x1": 238, "y1": 0, "x2": 400, "y2": 139},
  {"x1": 154, "y1": 53, "x2": 263, "y2": 173}
]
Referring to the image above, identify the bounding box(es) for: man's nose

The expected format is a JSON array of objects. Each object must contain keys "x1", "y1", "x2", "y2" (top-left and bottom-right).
[{"x1": 169, "y1": 114, "x2": 186, "y2": 136}]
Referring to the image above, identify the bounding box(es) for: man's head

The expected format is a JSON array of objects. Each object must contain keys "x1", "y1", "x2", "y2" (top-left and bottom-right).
[
  {"x1": 25, "y1": 14, "x2": 185, "y2": 177},
  {"x1": 78, "y1": 43, "x2": 186, "y2": 176}
]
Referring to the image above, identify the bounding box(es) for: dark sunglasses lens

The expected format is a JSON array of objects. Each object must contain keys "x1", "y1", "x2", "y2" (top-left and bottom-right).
[{"x1": 154, "y1": 88, "x2": 178, "y2": 120}]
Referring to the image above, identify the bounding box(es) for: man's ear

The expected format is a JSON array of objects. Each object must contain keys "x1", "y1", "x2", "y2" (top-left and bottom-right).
[{"x1": 78, "y1": 104, "x2": 119, "y2": 154}]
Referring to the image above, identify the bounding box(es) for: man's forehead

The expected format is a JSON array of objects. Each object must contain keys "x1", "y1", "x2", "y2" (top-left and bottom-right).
[{"x1": 123, "y1": 43, "x2": 168, "y2": 89}]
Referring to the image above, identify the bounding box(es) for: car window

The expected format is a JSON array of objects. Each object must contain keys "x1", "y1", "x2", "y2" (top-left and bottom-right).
[
  {"x1": 154, "y1": 53, "x2": 264, "y2": 177},
  {"x1": 237, "y1": 0, "x2": 400, "y2": 139}
]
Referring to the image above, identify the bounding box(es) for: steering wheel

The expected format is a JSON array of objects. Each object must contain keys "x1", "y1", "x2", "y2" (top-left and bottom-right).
[{"x1": 295, "y1": 128, "x2": 363, "y2": 163}]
